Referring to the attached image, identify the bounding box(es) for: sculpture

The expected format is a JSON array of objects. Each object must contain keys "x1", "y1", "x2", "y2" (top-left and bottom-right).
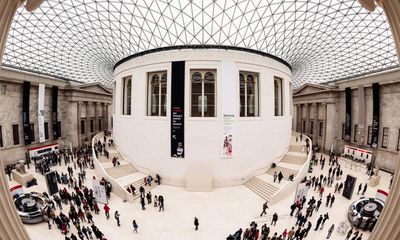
[{"x1": 15, "y1": 160, "x2": 26, "y2": 174}]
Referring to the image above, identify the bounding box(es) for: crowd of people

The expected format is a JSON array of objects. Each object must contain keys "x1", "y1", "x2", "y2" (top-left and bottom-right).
[{"x1": 227, "y1": 144, "x2": 379, "y2": 240}]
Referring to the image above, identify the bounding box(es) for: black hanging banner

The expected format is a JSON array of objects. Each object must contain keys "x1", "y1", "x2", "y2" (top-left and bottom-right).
[
  {"x1": 342, "y1": 174, "x2": 357, "y2": 200},
  {"x1": 344, "y1": 87, "x2": 352, "y2": 142},
  {"x1": 52, "y1": 86, "x2": 59, "y2": 139},
  {"x1": 23, "y1": 81, "x2": 31, "y2": 144},
  {"x1": 371, "y1": 83, "x2": 380, "y2": 148},
  {"x1": 171, "y1": 61, "x2": 185, "y2": 158}
]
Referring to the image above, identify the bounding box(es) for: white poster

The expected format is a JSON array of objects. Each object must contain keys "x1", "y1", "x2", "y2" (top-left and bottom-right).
[
  {"x1": 221, "y1": 61, "x2": 236, "y2": 158},
  {"x1": 92, "y1": 179, "x2": 108, "y2": 204},
  {"x1": 294, "y1": 182, "x2": 309, "y2": 203},
  {"x1": 38, "y1": 83, "x2": 45, "y2": 143}
]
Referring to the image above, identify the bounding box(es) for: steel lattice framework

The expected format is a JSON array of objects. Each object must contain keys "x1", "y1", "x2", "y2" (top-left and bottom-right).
[{"x1": 3, "y1": 0, "x2": 398, "y2": 88}]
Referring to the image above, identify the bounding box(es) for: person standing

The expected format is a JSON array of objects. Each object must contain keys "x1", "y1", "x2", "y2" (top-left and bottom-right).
[
  {"x1": 260, "y1": 201, "x2": 269, "y2": 217},
  {"x1": 114, "y1": 211, "x2": 120, "y2": 226},
  {"x1": 271, "y1": 213, "x2": 278, "y2": 226},
  {"x1": 158, "y1": 195, "x2": 164, "y2": 211},
  {"x1": 316, "y1": 199, "x2": 322, "y2": 212},
  {"x1": 103, "y1": 204, "x2": 110, "y2": 219},
  {"x1": 194, "y1": 217, "x2": 199, "y2": 231},
  {"x1": 320, "y1": 213, "x2": 329, "y2": 230},
  {"x1": 140, "y1": 196, "x2": 146, "y2": 210},
  {"x1": 132, "y1": 220, "x2": 138, "y2": 233},
  {"x1": 273, "y1": 172, "x2": 278, "y2": 182},
  {"x1": 326, "y1": 224, "x2": 334, "y2": 239},
  {"x1": 326, "y1": 193, "x2": 331, "y2": 207}
]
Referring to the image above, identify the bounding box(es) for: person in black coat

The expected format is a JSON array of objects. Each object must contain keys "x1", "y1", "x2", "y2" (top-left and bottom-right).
[{"x1": 194, "y1": 217, "x2": 199, "y2": 231}]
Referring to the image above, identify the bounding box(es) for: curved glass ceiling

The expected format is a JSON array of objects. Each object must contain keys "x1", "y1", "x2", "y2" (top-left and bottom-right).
[{"x1": 3, "y1": 0, "x2": 398, "y2": 88}]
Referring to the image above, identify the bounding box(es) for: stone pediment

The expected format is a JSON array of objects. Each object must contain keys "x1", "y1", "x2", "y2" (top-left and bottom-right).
[
  {"x1": 293, "y1": 83, "x2": 336, "y2": 96},
  {"x1": 74, "y1": 83, "x2": 112, "y2": 94}
]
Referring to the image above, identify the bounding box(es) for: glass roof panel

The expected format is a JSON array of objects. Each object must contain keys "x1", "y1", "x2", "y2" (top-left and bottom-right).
[{"x1": 3, "y1": 0, "x2": 398, "y2": 88}]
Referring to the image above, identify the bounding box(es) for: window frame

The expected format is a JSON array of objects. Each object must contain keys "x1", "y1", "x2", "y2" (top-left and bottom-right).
[
  {"x1": 354, "y1": 124, "x2": 359, "y2": 142},
  {"x1": 122, "y1": 76, "x2": 132, "y2": 115},
  {"x1": 0, "y1": 125, "x2": 3, "y2": 147},
  {"x1": 81, "y1": 119, "x2": 85, "y2": 135},
  {"x1": 274, "y1": 77, "x2": 284, "y2": 116},
  {"x1": 342, "y1": 123, "x2": 345, "y2": 140},
  {"x1": 147, "y1": 71, "x2": 168, "y2": 117},
  {"x1": 239, "y1": 71, "x2": 259, "y2": 117},
  {"x1": 12, "y1": 124, "x2": 20, "y2": 145},
  {"x1": 382, "y1": 127, "x2": 389, "y2": 148},
  {"x1": 190, "y1": 69, "x2": 217, "y2": 117},
  {"x1": 397, "y1": 129, "x2": 400, "y2": 151},
  {"x1": 44, "y1": 122, "x2": 49, "y2": 140},
  {"x1": 29, "y1": 123, "x2": 35, "y2": 143},
  {"x1": 367, "y1": 126, "x2": 372, "y2": 145},
  {"x1": 319, "y1": 121, "x2": 324, "y2": 137}
]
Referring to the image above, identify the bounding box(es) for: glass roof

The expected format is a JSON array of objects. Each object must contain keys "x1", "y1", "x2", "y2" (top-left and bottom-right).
[{"x1": 3, "y1": 0, "x2": 398, "y2": 88}]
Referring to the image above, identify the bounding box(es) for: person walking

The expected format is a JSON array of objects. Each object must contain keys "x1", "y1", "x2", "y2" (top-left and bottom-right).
[
  {"x1": 326, "y1": 224, "x2": 334, "y2": 239},
  {"x1": 357, "y1": 183, "x2": 362, "y2": 195},
  {"x1": 330, "y1": 195, "x2": 335, "y2": 208},
  {"x1": 320, "y1": 213, "x2": 329, "y2": 230},
  {"x1": 278, "y1": 172, "x2": 284, "y2": 183},
  {"x1": 114, "y1": 211, "x2": 120, "y2": 227},
  {"x1": 194, "y1": 217, "x2": 199, "y2": 231},
  {"x1": 314, "y1": 215, "x2": 323, "y2": 230},
  {"x1": 362, "y1": 183, "x2": 368, "y2": 195},
  {"x1": 260, "y1": 201, "x2": 269, "y2": 217},
  {"x1": 140, "y1": 196, "x2": 146, "y2": 210},
  {"x1": 271, "y1": 213, "x2": 278, "y2": 226},
  {"x1": 158, "y1": 195, "x2": 164, "y2": 211},
  {"x1": 316, "y1": 199, "x2": 322, "y2": 212},
  {"x1": 132, "y1": 220, "x2": 138, "y2": 233},
  {"x1": 325, "y1": 193, "x2": 331, "y2": 207},
  {"x1": 273, "y1": 172, "x2": 278, "y2": 182},
  {"x1": 346, "y1": 228, "x2": 353, "y2": 240},
  {"x1": 103, "y1": 204, "x2": 110, "y2": 219}
]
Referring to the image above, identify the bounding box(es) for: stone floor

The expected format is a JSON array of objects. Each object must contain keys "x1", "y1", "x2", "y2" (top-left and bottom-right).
[{"x1": 7, "y1": 153, "x2": 392, "y2": 240}]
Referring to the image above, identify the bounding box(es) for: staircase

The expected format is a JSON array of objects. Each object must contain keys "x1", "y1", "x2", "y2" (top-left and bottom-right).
[{"x1": 244, "y1": 177, "x2": 279, "y2": 201}]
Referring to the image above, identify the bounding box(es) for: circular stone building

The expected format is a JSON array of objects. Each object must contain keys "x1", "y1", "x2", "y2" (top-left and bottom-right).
[{"x1": 113, "y1": 46, "x2": 293, "y2": 188}]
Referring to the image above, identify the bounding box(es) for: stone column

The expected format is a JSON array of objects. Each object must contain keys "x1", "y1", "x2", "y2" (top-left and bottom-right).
[
  {"x1": 105, "y1": 104, "x2": 109, "y2": 130},
  {"x1": 94, "y1": 102, "x2": 99, "y2": 133},
  {"x1": 321, "y1": 103, "x2": 327, "y2": 152},
  {"x1": 305, "y1": 104, "x2": 310, "y2": 134},
  {"x1": 0, "y1": 1, "x2": 42, "y2": 239},
  {"x1": 86, "y1": 102, "x2": 91, "y2": 141},
  {"x1": 362, "y1": 0, "x2": 400, "y2": 239},
  {"x1": 324, "y1": 103, "x2": 336, "y2": 153},
  {"x1": 313, "y1": 103, "x2": 318, "y2": 145},
  {"x1": 293, "y1": 104, "x2": 297, "y2": 131},
  {"x1": 77, "y1": 101, "x2": 82, "y2": 146}
]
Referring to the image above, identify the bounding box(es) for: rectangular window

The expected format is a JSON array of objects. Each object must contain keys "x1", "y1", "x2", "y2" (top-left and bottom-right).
[
  {"x1": 191, "y1": 70, "x2": 216, "y2": 117},
  {"x1": 354, "y1": 124, "x2": 359, "y2": 142},
  {"x1": 122, "y1": 76, "x2": 132, "y2": 115},
  {"x1": 0, "y1": 85, "x2": 6, "y2": 95},
  {"x1": 57, "y1": 121, "x2": 61, "y2": 137},
  {"x1": 44, "y1": 122, "x2": 49, "y2": 140},
  {"x1": 367, "y1": 126, "x2": 372, "y2": 145},
  {"x1": 342, "y1": 123, "x2": 345, "y2": 140},
  {"x1": 274, "y1": 77, "x2": 283, "y2": 116},
  {"x1": 81, "y1": 119, "x2": 85, "y2": 134},
  {"x1": 29, "y1": 123, "x2": 35, "y2": 142},
  {"x1": 0, "y1": 126, "x2": 3, "y2": 147},
  {"x1": 319, "y1": 121, "x2": 323, "y2": 137},
  {"x1": 90, "y1": 119, "x2": 94, "y2": 133},
  {"x1": 99, "y1": 119, "x2": 102, "y2": 131},
  {"x1": 240, "y1": 71, "x2": 259, "y2": 117},
  {"x1": 382, "y1": 127, "x2": 389, "y2": 148},
  {"x1": 302, "y1": 120, "x2": 306, "y2": 133},
  {"x1": 310, "y1": 120, "x2": 314, "y2": 134},
  {"x1": 397, "y1": 129, "x2": 400, "y2": 151},
  {"x1": 12, "y1": 124, "x2": 19, "y2": 145},
  {"x1": 147, "y1": 71, "x2": 167, "y2": 116}
]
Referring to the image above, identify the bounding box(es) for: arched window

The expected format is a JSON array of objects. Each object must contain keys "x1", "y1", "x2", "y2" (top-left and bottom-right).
[
  {"x1": 274, "y1": 77, "x2": 283, "y2": 116},
  {"x1": 122, "y1": 76, "x2": 132, "y2": 115},
  {"x1": 240, "y1": 72, "x2": 259, "y2": 117},
  {"x1": 191, "y1": 70, "x2": 216, "y2": 117},
  {"x1": 148, "y1": 71, "x2": 167, "y2": 116}
]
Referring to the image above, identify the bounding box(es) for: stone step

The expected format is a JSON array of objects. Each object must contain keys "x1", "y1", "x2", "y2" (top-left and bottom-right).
[
  {"x1": 105, "y1": 164, "x2": 137, "y2": 179},
  {"x1": 244, "y1": 177, "x2": 279, "y2": 201},
  {"x1": 124, "y1": 177, "x2": 158, "y2": 201},
  {"x1": 280, "y1": 153, "x2": 307, "y2": 165},
  {"x1": 266, "y1": 165, "x2": 299, "y2": 179}
]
